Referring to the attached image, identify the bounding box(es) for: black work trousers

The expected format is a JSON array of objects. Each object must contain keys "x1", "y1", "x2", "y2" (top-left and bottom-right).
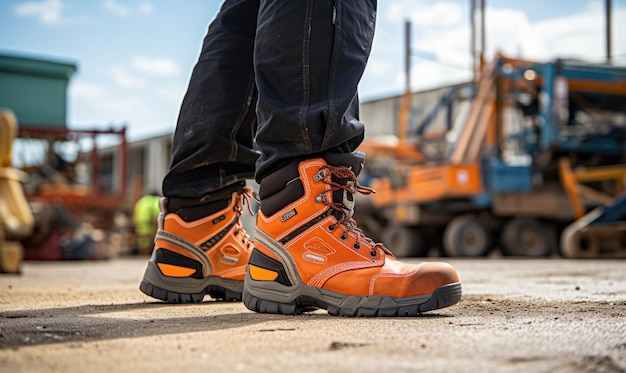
[{"x1": 162, "y1": 0, "x2": 377, "y2": 199}]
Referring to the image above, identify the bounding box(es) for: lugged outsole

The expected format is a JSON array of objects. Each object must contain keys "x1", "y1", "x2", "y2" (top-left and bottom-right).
[
  {"x1": 139, "y1": 261, "x2": 243, "y2": 303},
  {"x1": 139, "y1": 280, "x2": 242, "y2": 303},
  {"x1": 242, "y1": 282, "x2": 462, "y2": 317}
]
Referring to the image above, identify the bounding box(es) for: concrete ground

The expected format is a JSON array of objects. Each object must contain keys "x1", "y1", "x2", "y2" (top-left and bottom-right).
[{"x1": 0, "y1": 258, "x2": 625, "y2": 373}]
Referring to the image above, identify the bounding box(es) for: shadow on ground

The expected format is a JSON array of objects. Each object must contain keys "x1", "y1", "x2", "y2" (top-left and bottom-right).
[
  {"x1": 0, "y1": 300, "x2": 454, "y2": 349},
  {"x1": 1, "y1": 301, "x2": 272, "y2": 348}
]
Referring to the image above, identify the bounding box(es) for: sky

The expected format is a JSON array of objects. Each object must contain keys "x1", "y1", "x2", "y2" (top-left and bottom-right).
[{"x1": 1, "y1": 0, "x2": 625, "y2": 141}]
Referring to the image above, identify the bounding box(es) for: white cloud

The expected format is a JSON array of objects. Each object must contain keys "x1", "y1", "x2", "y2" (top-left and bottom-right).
[
  {"x1": 387, "y1": 1, "x2": 465, "y2": 28},
  {"x1": 154, "y1": 83, "x2": 186, "y2": 105},
  {"x1": 70, "y1": 81, "x2": 141, "y2": 121},
  {"x1": 13, "y1": 0, "x2": 63, "y2": 26},
  {"x1": 131, "y1": 56, "x2": 180, "y2": 77},
  {"x1": 370, "y1": 0, "x2": 473, "y2": 93},
  {"x1": 137, "y1": 2, "x2": 154, "y2": 15},
  {"x1": 103, "y1": 0, "x2": 130, "y2": 17},
  {"x1": 69, "y1": 77, "x2": 182, "y2": 139},
  {"x1": 70, "y1": 81, "x2": 107, "y2": 100},
  {"x1": 483, "y1": 3, "x2": 626, "y2": 63},
  {"x1": 110, "y1": 66, "x2": 146, "y2": 89},
  {"x1": 529, "y1": 6, "x2": 623, "y2": 62},
  {"x1": 102, "y1": 0, "x2": 154, "y2": 18},
  {"x1": 361, "y1": 1, "x2": 625, "y2": 99},
  {"x1": 364, "y1": 59, "x2": 391, "y2": 78}
]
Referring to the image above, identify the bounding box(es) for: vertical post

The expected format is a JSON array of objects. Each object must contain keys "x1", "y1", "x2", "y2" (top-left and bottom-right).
[
  {"x1": 91, "y1": 132, "x2": 100, "y2": 196},
  {"x1": 119, "y1": 127, "x2": 128, "y2": 202},
  {"x1": 398, "y1": 20, "x2": 411, "y2": 143},
  {"x1": 539, "y1": 63, "x2": 557, "y2": 151},
  {"x1": 471, "y1": 0, "x2": 476, "y2": 80},
  {"x1": 480, "y1": 0, "x2": 485, "y2": 74},
  {"x1": 606, "y1": 0, "x2": 612, "y2": 64},
  {"x1": 405, "y1": 20, "x2": 411, "y2": 98}
]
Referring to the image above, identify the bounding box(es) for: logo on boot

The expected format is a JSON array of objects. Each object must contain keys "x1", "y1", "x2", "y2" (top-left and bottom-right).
[
  {"x1": 302, "y1": 238, "x2": 336, "y2": 264},
  {"x1": 281, "y1": 208, "x2": 297, "y2": 222},
  {"x1": 303, "y1": 252, "x2": 326, "y2": 263},
  {"x1": 220, "y1": 246, "x2": 240, "y2": 265}
]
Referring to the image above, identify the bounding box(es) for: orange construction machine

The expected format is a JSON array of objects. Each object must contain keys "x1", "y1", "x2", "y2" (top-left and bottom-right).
[{"x1": 367, "y1": 54, "x2": 626, "y2": 258}]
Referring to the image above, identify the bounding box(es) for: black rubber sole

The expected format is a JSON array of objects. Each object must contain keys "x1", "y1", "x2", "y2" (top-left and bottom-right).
[
  {"x1": 243, "y1": 282, "x2": 462, "y2": 317},
  {"x1": 139, "y1": 280, "x2": 242, "y2": 303},
  {"x1": 139, "y1": 260, "x2": 244, "y2": 303}
]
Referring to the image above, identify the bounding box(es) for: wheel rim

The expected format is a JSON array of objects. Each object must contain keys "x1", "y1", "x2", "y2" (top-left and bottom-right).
[
  {"x1": 502, "y1": 219, "x2": 555, "y2": 257},
  {"x1": 444, "y1": 215, "x2": 492, "y2": 257},
  {"x1": 461, "y1": 226, "x2": 486, "y2": 255}
]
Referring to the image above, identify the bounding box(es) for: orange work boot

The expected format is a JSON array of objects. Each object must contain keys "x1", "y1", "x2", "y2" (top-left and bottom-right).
[
  {"x1": 243, "y1": 157, "x2": 461, "y2": 316},
  {"x1": 140, "y1": 189, "x2": 254, "y2": 303}
]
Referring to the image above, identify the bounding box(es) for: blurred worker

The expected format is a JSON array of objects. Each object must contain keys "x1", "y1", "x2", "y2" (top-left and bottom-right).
[
  {"x1": 132, "y1": 190, "x2": 160, "y2": 255},
  {"x1": 139, "y1": 0, "x2": 462, "y2": 316}
]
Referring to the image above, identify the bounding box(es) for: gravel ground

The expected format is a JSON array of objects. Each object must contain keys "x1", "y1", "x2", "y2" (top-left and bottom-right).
[{"x1": 1, "y1": 258, "x2": 625, "y2": 373}]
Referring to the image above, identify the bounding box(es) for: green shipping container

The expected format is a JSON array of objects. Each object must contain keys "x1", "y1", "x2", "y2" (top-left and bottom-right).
[{"x1": 0, "y1": 53, "x2": 77, "y2": 129}]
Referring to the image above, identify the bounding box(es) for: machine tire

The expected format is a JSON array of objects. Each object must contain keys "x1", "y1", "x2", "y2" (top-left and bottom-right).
[
  {"x1": 560, "y1": 230, "x2": 600, "y2": 259},
  {"x1": 560, "y1": 209, "x2": 603, "y2": 259},
  {"x1": 501, "y1": 219, "x2": 556, "y2": 257},
  {"x1": 381, "y1": 225, "x2": 429, "y2": 257},
  {"x1": 443, "y1": 215, "x2": 492, "y2": 257}
]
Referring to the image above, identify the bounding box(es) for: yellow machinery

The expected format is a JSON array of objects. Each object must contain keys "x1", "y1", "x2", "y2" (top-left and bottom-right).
[
  {"x1": 0, "y1": 110, "x2": 35, "y2": 273},
  {"x1": 559, "y1": 159, "x2": 626, "y2": 258}
]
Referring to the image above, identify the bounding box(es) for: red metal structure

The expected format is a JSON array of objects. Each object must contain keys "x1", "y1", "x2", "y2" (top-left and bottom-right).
[{"x1": 17, "y1": 126, "x2": 129, "y2": 227}]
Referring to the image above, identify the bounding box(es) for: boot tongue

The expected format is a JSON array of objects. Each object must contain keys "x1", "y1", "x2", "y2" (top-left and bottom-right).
[
  {"x1": 323, "y1": 151, "x2": 365, "y2": 221},
  {"x1": 324, "y1": 152, "x2": 365, "y2": 176},
  {"x1": 331, "y1": 173, "x2": 356, "y2": 220}
]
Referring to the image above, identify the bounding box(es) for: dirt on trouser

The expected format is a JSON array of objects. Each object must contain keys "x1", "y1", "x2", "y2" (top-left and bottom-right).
[{"x1": 0, "y1": 258, "x2": 625, "y2": 373}]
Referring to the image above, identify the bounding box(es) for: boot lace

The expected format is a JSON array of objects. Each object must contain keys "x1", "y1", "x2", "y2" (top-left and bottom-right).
[
  {"x1": 232, "y1": 188, "x2": 254, "y2": 249},
  {"x1": 316, "y1": 165, "x2": 394, "y2": 258}
]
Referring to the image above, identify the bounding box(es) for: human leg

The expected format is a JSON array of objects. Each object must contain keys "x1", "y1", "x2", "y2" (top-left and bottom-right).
[
  {"x1": 253, "y1": 0, "x2": 371, "y2": 180},
  {"x1": 140, "y1": 0, "x2": 259, "y2": 303},
  {"x1": 244, "y1": 0, "x2": 462, "y2": 316},
  {"x1": 163, "y1": 1, "x2": 259, "y2": 198}
]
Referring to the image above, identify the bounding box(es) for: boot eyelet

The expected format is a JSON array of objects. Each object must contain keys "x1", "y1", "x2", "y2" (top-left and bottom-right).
[
  {"x1": 327, "y1": 225, "x2": 335, "y2": 232},
  {"x1": 313, "y1": 171, "x2": 324, "y2": 182},
  {"x1": 353, "y1": 243, "x2": 361, "y2": 250},
  {"x1": 369, "y1": 251, "x2": 377, "y2": 258},
  {"x1": 340, "y1": 233, "x2": 347, "y2": 241}
]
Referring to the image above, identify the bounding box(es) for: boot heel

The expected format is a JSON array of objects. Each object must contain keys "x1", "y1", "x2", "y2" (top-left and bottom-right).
[{"x1": 242, "y1": 291, "x2": 300, "y2": 315}]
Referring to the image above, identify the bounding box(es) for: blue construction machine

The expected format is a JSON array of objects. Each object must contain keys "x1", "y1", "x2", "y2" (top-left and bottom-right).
[{"x1": 369, "y1": 54, "x2": 626, "y2": 258}]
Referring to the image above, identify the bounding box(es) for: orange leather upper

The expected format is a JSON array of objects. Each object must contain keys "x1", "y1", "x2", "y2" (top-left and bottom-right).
[
  {"x1": 155, "y1": 191, "x2": 252, "y2": 280},
  {"x1": 256, "y1": 158, "x2": 459, "y2": 297}
]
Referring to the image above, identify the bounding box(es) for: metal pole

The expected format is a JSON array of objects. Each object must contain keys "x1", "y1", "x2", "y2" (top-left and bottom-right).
[
  {"x1": 398, "y1": 20, "x2": 411, "y2": 143},
  {"x1": 606, "y1": 0, "x2": 612, "y2": 63},
  {"x1": 471, "y1": 0, "x2": 476, "y2": 80},
  {"x1": 405, "y1": 20, "x2": 411, "y2": 96},
  {"x1": 480, "y1": 0, "x2": 485, "y2": 73}
]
